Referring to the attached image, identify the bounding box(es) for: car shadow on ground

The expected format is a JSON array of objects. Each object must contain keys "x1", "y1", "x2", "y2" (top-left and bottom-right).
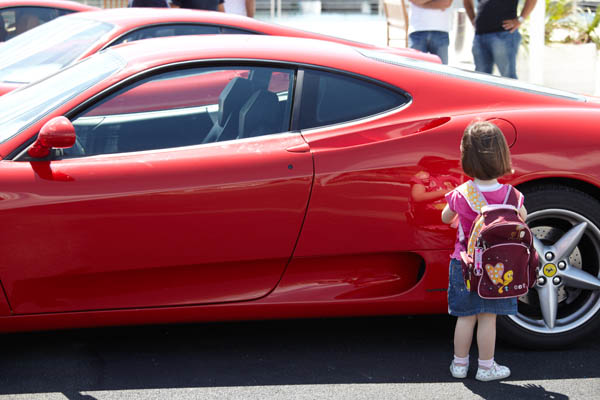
[{"x1": 0, "y1": 315, "x2": 597, "y2": 398}]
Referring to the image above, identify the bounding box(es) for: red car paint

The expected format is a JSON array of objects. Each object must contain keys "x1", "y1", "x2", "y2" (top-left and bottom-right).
[{"x1": 0, "y1": 34, "x2": 598, "y2": 336}]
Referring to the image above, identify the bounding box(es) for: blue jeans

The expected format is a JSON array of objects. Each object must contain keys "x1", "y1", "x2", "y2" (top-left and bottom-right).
[
  {"x1": 472, "y1": 30, "x2": 521, "y2": 79},
  {"x1": 409, "y1": 31, "x2": 449, "y2": 64}
]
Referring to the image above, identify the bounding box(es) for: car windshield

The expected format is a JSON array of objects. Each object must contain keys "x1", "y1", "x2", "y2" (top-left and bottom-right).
[
  {"x1": 0, "y1": 16, "x2": 115, "y2": 84},
  {"x1": 0, "y1": 51, "x2": 126, "y2": 144}
]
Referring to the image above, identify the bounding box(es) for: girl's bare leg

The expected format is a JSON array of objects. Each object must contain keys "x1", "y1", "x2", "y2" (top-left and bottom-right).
[{"x1": 454, "y1": 315, "x2": 477, "y2": 359}]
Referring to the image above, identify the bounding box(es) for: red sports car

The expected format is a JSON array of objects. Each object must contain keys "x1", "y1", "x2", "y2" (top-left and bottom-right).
[
  {"x1": 0, "y1": 0, "x2": 97, "y2": 41},
  {"x1": 0, "y1": 7, "x2": 439, "y2": 96},
  {"x1": 0, "y1": 34, "x2": 599, "y2": 349}
]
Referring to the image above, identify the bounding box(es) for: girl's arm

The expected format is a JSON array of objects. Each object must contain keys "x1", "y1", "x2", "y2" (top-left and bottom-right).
[
  {"x1": 411, "y1": 183, "x2": 450, "y2": 202},
  {"x1": 519, "y1": 205, "x2": 528, "y2": 222},
  {"x1": 441, "y1": 203, "x2": 457, "y2": 224}
]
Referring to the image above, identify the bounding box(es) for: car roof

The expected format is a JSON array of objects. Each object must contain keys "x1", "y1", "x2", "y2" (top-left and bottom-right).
[
  {"x1": 108, "y1": 33, "x2": 375, "y2": 74},
  {"x1": 0, "y1": 0, "x2": 97, "y2": 11},
  {"x1": 64, "y1": 7, "x2": 433, "y2": 59},
  {"x1": 69, "y1": 8, "x2": 325, "y2": 34}
]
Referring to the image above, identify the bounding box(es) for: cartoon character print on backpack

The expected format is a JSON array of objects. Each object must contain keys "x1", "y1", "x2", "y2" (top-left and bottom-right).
[{"x1": 485, "y1": 263, "x2": 514, "y2": 294}]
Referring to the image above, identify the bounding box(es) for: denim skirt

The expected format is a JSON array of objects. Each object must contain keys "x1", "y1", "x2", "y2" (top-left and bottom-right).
[{"x1": 447, "y1": 258, "x2": 518, "y2": 317}]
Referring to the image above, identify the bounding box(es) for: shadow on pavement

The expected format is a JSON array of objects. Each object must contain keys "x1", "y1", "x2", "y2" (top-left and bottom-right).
[
  {"x1": 0, "y1": 315, "x2": 597, "y2": 397},
  {"x1": 462, "y1": 381, "x2": 569, "y2": 400}
]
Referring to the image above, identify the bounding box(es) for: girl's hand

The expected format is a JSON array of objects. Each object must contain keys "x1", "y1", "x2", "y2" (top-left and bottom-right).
[
  {"x1": 441, "y1": 204, "x2": 457, "y2": 225},
  {"x1": 450, "y1": 214, "x2": 459, "y2": 228}
]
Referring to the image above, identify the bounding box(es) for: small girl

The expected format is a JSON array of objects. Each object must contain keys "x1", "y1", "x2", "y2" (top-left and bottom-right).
[{"x1": 441, "y1": 120, "x2": 527, "y2": 381}]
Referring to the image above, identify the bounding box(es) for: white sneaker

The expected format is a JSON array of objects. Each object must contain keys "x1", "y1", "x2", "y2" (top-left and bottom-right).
[
  {"x1": 450, "y1": 361, "x2": 468, "y2": 378},
  {"x1": 475, "y1": 362, "x2": 511, "y2": 381}
]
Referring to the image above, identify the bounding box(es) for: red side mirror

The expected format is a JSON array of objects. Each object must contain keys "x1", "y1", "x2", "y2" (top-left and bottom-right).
[{"x1": 28, "y1": 116, "x2": 76, "y2": 158}]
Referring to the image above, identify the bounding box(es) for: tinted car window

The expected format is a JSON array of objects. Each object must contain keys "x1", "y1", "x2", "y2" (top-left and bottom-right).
[
  {"x1": 298, "y1": 69, "x2": 409, "y2": 130},
  {"x1": 0, "y1": 17, "x2": 115, "y2": 84},
  {"x1": 66, "y1": 66, "x2": 294, "y2": 158},
  {"x1": 0, "y1": 51, "x2": 125, "y2": 144},
  {"x1": 220, "y1": 26, "x2": 255, "y2": 34},
  {"x1": 1, "y1": 6, "x2": 73, "y2": 41},
  {"x1": 111, "y1": 24, "x2": 255, "y2": 46}
]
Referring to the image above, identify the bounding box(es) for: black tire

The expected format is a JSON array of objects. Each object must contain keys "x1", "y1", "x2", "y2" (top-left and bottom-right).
[{"x1": 497, "y1": 184, "x2": 600, "y2": 349}]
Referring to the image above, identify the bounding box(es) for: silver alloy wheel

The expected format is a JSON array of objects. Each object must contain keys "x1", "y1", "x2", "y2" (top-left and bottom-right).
[{"x1": 508, "y1": 208, "x2": 600, "y2": 334}]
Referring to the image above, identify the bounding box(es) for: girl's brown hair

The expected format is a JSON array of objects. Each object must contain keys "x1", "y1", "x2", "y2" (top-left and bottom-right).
[{"x1": 461, "y1": 120, "x2": 513, "y2": 180}]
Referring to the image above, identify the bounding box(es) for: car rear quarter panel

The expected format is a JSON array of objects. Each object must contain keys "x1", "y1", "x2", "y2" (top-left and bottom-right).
[{"x1": 503, "y1": 108, "x2": 600, "y2": 187}]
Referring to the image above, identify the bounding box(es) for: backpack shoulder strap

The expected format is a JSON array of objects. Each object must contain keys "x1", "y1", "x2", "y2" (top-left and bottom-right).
[
  {"x1": 456, "y1": 181, "x2": 488, "y2": 214},
  {"x1": 455, "y1": 181, "x2": 488, "y2": 256},
  {"x1": 502, "y1": 185, "x2": 522, "y2": 209}
]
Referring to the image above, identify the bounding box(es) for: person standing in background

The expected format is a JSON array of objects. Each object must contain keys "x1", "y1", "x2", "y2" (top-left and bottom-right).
[
  {"x1": 170, "y1": 0, "x2": 224, "y2": 11},
  {"x1": 130, "y1": 0, "x2": 169, "y2": 7},
  {"x1": 463, "y1": 0, "x2": 537, "y2": 79},
  {"x1": 406, "y1": 0, "x2": 453, "y2": 65},
  {"x1": 224, "y1": 0, "x2": 255, "y2": 17}
]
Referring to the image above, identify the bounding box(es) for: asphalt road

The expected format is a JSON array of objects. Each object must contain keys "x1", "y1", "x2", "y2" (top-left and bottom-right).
[{"x1": 0, "y1": 315, "x2": 598, "y2": 399}]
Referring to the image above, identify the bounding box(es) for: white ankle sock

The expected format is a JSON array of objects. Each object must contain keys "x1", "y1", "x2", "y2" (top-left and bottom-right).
[
  {"x1": 478, "y1": 358, "x2": 494, "y2": 369},
  {"x1": 453, "y1": 355, "x2": 469, "y2": 366}
]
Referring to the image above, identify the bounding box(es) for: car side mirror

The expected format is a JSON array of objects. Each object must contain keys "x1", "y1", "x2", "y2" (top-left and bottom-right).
[{"x1": 28, "y1": 116, "x2": 76, "y2": 158}]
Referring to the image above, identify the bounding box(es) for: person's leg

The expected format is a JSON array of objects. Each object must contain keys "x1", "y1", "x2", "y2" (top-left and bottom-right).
[
  {"x1": 475, "y1": 312, "x2": 510, "y2": 381},
  {"x1": 454, "y1": 315, "x2": 477, "y2": 358},
  {"x1": 472, "y1": 33, "x2": 494, "y2": 74},
  {"x1": 409, "y1": 31, "x2": 429, "y2": 54},
  {"x1": 451, "y1": 314, "x2": 476, "y2": 378},
  {"x1": 428, "y1": 31, "x2": 449, "y2": 64},
  {"x1": 489, "y1": 30, "x2": 521, "y2": 78},
  {"x1": 508, "y1": 30, "x2": 522, "y2": 78},
  {"x1": 448, "y1": 258, "x2": 478, "y2": 378},
  {"x1": 476, "y1": 312, "x2": 496, "y2": 360}
]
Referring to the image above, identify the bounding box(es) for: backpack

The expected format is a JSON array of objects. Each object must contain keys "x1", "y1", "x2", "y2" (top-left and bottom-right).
[{"x1": 457, "y1": 181, "x2": 539, "y2": 299}]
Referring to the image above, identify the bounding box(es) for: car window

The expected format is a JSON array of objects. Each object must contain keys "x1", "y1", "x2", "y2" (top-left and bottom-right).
[
  {"x1": 110, "y1": 24, "x2": 257, "y2": 47},
  {"x1": 220, "y1": 26, "x2": 256, "y2": 34},
  {"x1": 66, "y1": 65, "x2": 294, "y2": 158},
  {"x1": 1, "y1": 6, "x2": 74, "y2": 41},
  {"x1": 0, "y1": 51, "x2": 125, "y2": 145},
  {"x1": 298, "y1": 69, "x2": 409, "y2": 130},
  {"x1": 0, "y1": 16, "x2": 115, "y2": 84},
  {"x1": 111, "y1": 24, "x2": 218, "y2": 46}
]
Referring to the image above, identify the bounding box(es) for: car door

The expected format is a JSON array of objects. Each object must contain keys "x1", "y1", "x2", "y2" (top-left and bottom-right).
[
  {"x1": 0, "y1": 64, "x2": 313, "y2": 314},
  {"x1": 292, "y1": 67, "x2": 450, "y2": 256}
]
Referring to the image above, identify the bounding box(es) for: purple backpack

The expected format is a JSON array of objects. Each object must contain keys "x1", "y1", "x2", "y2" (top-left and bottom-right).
[{"x1": 457, "y1": 181, "x2": 539, "y2": 299}]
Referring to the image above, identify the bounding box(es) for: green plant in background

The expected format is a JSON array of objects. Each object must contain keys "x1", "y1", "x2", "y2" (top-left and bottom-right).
[
  {"x1": 566, "y1": 7, "x2": 600, "y2": 48},
  {"x1": 544, "y1": 0, "x2": 600, "y2": 48},
  {"x1": 545, "y1": 0, "x2": 577, "y2": 42}
]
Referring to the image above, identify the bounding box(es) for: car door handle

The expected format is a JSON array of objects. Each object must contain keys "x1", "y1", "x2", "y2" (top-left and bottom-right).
[{"x1": 285, "y1": 143, "x2": 310, "y2": 153}]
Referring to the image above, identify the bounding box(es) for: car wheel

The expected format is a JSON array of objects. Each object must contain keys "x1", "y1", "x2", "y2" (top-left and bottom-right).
[{"x1": 497, "y1": 184, "x2": 600, "y2": 348}]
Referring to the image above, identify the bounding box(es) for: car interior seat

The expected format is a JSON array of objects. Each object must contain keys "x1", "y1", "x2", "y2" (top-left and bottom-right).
[
  {"x1": 238, "y1": 89, "x2": 282, "y2": 140},
  {"x1": 15, "y1": 12, "x2": 41, "y2": 36},
  {"x1": 202, "y1": 77, "x2": 253, "y2": 144},
  {"x1": 0, "y1": 15, "x2": 6, "y2": 42}
]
